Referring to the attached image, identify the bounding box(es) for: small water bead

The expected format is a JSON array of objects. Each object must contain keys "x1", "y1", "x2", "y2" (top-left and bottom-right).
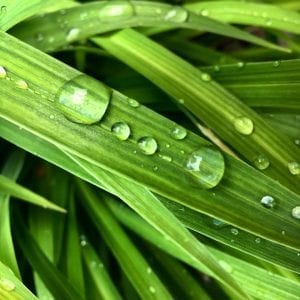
[
  {"x1": 201, "y1": 73, "x2": 211, "y2": 82},
  {"x1": 164, "y1": 6, "x2": 188, "y2": 23},
  {"x1": 292, "y1": 206, "x2": 300, "y2": 219},
  {"x1": 170, "y1": 125, "x2": 187, "y2": 140},
  {"x1": 212, "y1": 219, "x2": 228, "y2": 228},
  {"x1": 0, "y1": 6, "x2": 7, "y2": 16},
  {"x1": 254, "y1": 154, "x2": 270, "y2": 170},
  {"x1": 80, "y1": 12, "x2": 88, "y2": 20},
  {"x1": 266, "y1": 19, "x2": 272, "y2": 26},
  {"x1": 128, "y1": 98, "x2": 139, "y2": 108},
  {"x1": 260, "y1": 195, "x2": 276, "y2": 208},
  {"x1": 49, "y1": 114, "x2": 55, "y2": 120},
  {"x1": 237, "y1": 62, "x2": 245, "y2": 68},
  {"x1": 158, "y1": 154, "x2": 172, "y2": 162},
  {"x1": 147, "y1": 267, "x2": 152, "y2": 274},
  {"x1": 149, "y1": 286, "x2": 156, "y2": 294},
  {"x1": 273, "y1": 60, "x2": 280, "y2": 67},
  {"x1": 99, "y1": 2, "x2": 134, "y2": 21},
  {"x1": 185, "y1": 146, "x2": 225, "y2": 189},
  {"x1": 111, "y1": 122, "x2": 131, "y2": 140},
  {"x1": 153, "y1": 166, "x2": 158, "y2": 171},
  {"x1": 55, "y1": 75, "x2": 111, "y2": 124},
  {"x1": 0, "y1": 278, "x2": 15, "y2": 292},
  {"x1": 178, "y1": 98, "x2": 185, "y2": 104},
  {"x1": 16, "y1": 79, "x2": 28, "y2": 89},
  {"x1": 66, "y1": 28, "x2": 80, "y2": 42},
  {"x1": 255, "y1": 237, "x2": 261, "y2": 244},
  {"x1": 231, "y1": 228, "x2": 239, "y2": 235},
  {"x1": 213, "y1": 65, "x2": 220, "y2": 72},
  {"x1": 295, "y1": 139, "x2": 300, "y2": 146},
  {"x1": 80, "y1": 235, "x2": 87, "y2": 247},
  {"x1": 233, "y1": 116, "x2": 254, "y2": 135},
  {"x1": 35, "y1": 33, "x2": 44, "y2": 42},
  {"x1": 287, "y1": 161, "x2": 300, "y2": 175},
  {"x1": 165, "y1": 143, "x2": 170, "y2": 148},
  {"x1": 281, "y1": 230, "x2": 286, "y2": 235},
  {"x1": 138, "y1": 137, "x2": 158, "y2": 155},
  {"x1": 218, "y1": 260, "x2": 233, "y2": 273},
  {"x1": 200, "y1": 9, "x2": 209, "y2": 17},
  {"x1": 0, "y1": 66, "x2": 6, "y2": 78}
]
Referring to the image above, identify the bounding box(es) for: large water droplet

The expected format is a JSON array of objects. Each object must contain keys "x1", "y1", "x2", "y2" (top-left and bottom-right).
[
  {"x1": 66, "y1": 28, "x2": 80, "y2": 42},
  {"x1": 164, "y1": 6, "x2": 188, "y2": 22},
  {"x1": 138, "y1": 137, "x2": 158, "y2": 155},
  {"x1": 55, "y1": 75, "x2": 111, "y2": 124},
  {"x1": 170, "y1": 125, "x2": 187, "y2": 140},
  {"x1": 260, "y1": 195, "x2": 275, "y2": 208},
  {"x1": 99, "y1": 3, "x2": 134, "y2": 21},
  {"x1": 0, "y1": 278, "x2": 15, "y2": 292},
  {"x1": 287, "y1": 161, "x2": 300, "y2": 175},
  {"x1": 185, "y1": 146, "x2": 225, "y2": 189},
  {"x1": 254, "y1": 154, "x2": 270, "y2": 170},
  {"x1": 111, "y1": 122, "x2": 131, "y2": 140},
  {"x1": 0, "y1": 66, "x2": 6, "y2": 78},
  {"x1": 233, "y1": 117, "x2": 254, "y2": 135},
  {"x1": 292, "y1": 206, "x2": 300, "y2": 219}
]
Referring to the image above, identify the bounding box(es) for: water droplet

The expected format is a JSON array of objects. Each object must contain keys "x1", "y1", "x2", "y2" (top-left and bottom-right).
[
  {"x1": 237, "y1": 62, "x2": 245, "y2": 68},
  {"x1": 287, "y1": 161, "x2": 300, "y2": 175},
  {"x1": 128, "y1": 98, "x2": 139, "y2": 108},
  {"x1": 281, "y1": 230, "x2": 286, "y2": 235},
  {"x1": 291, "y1": 206, "x2": 300, "y2": 219},
  {"x1": 0, "y1": 278, "x2": 15, "y2": 292},
  {"x1": 80, "y1": 12, "x2": 88, "y2": 20},
  {"x1": 297, "y1": 252, "x2": 300, "y2": 257},
  {"x1": 170, "y1": 125, "x2": 187, "y2": 140},
  {"x1": 273, "y1": 60, "x2": 280, "y2": 67},
  {"x1": 138, "y1": 137, "x2": 158, "y2": 155},
  {"x1": 80, "y1": 235, "x2": 87, "y2": 247},
  {"x1": 201, "y1": 73, "x2": 211, "y2": 82},
  {"x1": 255, "y1": 237, "x2": 261, "y2": 244},
  {"x1": 66, "y1": 28, "x2": 80, "y2": 42},
  {"x1": 164, "y1": 7, "x2": 188, "y2": 23},
  {"x1": 165, "y1": 143, "x2": 170, "y2": 148},
  {"x1": 185, "y1": 146, "x2": 225, "y2": 189},
  {"x1": 262, "y1": 12, "x2": 268, "y2": 18},
  {"x1": 147, "y1": 267, "x2": 152, "y2": 274},
  {"x1": 218, "y1": 260, "x2": 233, "y2": 273},
  {"x1": 158, "y1": 154, "x2": 172, "y2": 162},
  {"x1": 149, "y1": 286, "x2": 156, "y2": 294},
  {"x1": 16, "y1": 79, "x2": 28, "y2": 89},
  {"x1": 200, "y1": 9, "x2": 209, "y2": 16},
  {"x1": 260, "y1": 195, "x2": 275, "y2": 208},
  {"x1": 295, "y1": 139, "x2": 300, "y2": 146},
  {"x1": 49, "y1": 114, "x2": 55, "y2": 120},
  {"x1": 254, "y1": 154, "x2": 270, "y2": 170},
  {"x1": 55, "y1": 75, "x2": 111, "y2": 124},
  {"x1": 99, "y1": 3, "x2": 134, "y2": 21},
  {"x1": 231, "y1": 228, "x2": 239, "y2": 235},
  {"x1": 213, "y1": 65, "x2": 220, "y2": 72},
  {"x1": 0, "y1": 6, "x2": 7, "y2": 16},
  {"x1": 35, "y1": 33, "x2": 44, "y2": 42},
  {"x1": 178, "y1": 98, "x2": 185, "y2": 104},
  {"x1": 212, "y1": 219, "x2": 228, "y2": 228},
  {"x1": 233, "y1": 117, "x2": 254, "y2": 135},
  {"x1": 266, "y1": 19, "x2": 272, "y2": 26},
  {"x1": 0, "y1": 66, "x2": 6, "y2": 78},
  {"x1": 111, "y1": 122, "x2": 131, "y2": 140}
]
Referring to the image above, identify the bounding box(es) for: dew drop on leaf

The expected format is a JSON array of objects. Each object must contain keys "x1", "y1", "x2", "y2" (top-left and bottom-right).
[
  {"x1": 231, "y1": 228, "x2": 239, "y2": 235},
  {"x1": 66, "y1": 28, "x2": 80, "y2": 42},
  {"x1": 212, "y1": 219, "x2": 228, "y2": 229},
  {"x1": 200, "y1": 9, "x2": 209, "y2": 17},
  {"x1": 185, "y1": 146, "x2": 225, "y2": 189},
  {"x1": 55, "y1": 75, "x2": 111, "y2": 124},
  {"x1": 16, "y1": 79, "x2": 28, "y2": 90},
  {"x1": 0, "y1": 66, "x2": 6, "y2": 78},
  {"x1": 127, "y1": 98, "x2": 139, "y2": 108},
  {"x1": 260, "y1": 195, "x2": 275, "y2": 208},
  {"x1": 273, "y1": 60, "x2": 280, "y2": 67},
  {"x1": 99, "y1": 2, "x2": 134, "y2": 21},
  {"x1": 149, "y1": 286, "x2": 156, "y2": 294},
  {"x1": 291, "y1": 206, "x2": 300, "y2": 219},
  {"x1": 218, "y1": 260, "x2": 233, "y2": 273},
  {"x1": 111, "y1": 122, "x2": 131, "y2": 140},
  {"x1": 233, "y1": 117, "x2": 254, "y2": 135},
  {"x1": 170, "y1": 125, "x2": 187, "y2": 140},
  {"x1": 287, "y1": 161, "x2": 300, "y2": 175},
  {"x1": 0, "y1": 278, "x2": 15, "y2": 292},
  {"x1": 254, "y1": 154, "x2": 270, "y2": 170},
  {"x1": 138, "y1": 137, "x2": 158, "y2": 155},
  {"x1": 164, "y1": 6, "x2": 188, "y2": 22},
  {"x1": 201, "y1": 73, "x2": 211, "y2": 82}
]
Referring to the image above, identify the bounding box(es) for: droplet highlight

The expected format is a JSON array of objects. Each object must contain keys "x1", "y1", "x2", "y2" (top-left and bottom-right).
[
  {"x1": 201, "y1": 73, "x2": 211, "y2": 82},
  {"x1": 170, "y1": 125, "x2": 187, "y2": 140},
  {"x1": 111, "y1": 122, "x2": 131, "y2": 140},
  {"x1": 138, "y1": 137, "x2": 158, "y2": 155},
  {"x1": 292, "y1": 206, "x2": 300, "y2": 219},
  {"x1": 287, "y1": 161, "x2": 300, "y2": 175},
  {"x1": 16, "y1": 79, "x2": 28, "y2": 89},
  {"x1": 254, "y1": 154, "x2": 270, "y2": 170},
  {"x1": 164, "y1": 7, "x2": 188, "y2": 23},
  {"x1": 185, "y1": 146, "x2": 225, "y2": 189},
  {"x1": 99, "y1": 3, "x2": 134, "y2": 21},
  {"x1": 128, "y1": 98, "x2": 139, "y2": 108},
  {"x1": 260, "y1": 195, "x2": 275, "y2": 208},
  {"x1": 0, "y1": 66, "x2": 6, "y2": 78},
  {"x1": 0, "y1": 278, "x2": 15, "y2": 292},
  {"x1": 233, "y1": 117, "x2": 254, "y2": 135},
  {"x1": 66, "y1": 28, "x2": 80, "y2": 42},
  {"x1": 231, "y1": 228, "x2": 239, "y2": 235},
  {"x1": 55, "y1": 75, "x2": 111, "y2": 124}
]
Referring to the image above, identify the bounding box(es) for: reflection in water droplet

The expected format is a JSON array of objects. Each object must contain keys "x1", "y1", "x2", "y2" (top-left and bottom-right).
[
  {"x1": 201, "y1": 73, "x2": 211, "y2": 82},
  {"x1": 55, "y1": 75, "x2": 111, "y2": 124},
  {"x1": 254, "y1": 154, "x2": 270, "y2": 170},
  {"x1": 138, "y1": 137, "x2": 158, "y2": 155},
  {"x1": 128, "y1": 98, "x2": 139, "y2": 108},
  {"x1": 212, "y1": 219, "x2": 228, "y2": 228},
  {"x1": 287, "y1": 161, "x2": 300, "y2": 175},
  {"x1": 170, "y1": 125, "x2": 187, "y2": 140},
  {"x1": 0, "y1": 278, "x2": 15, "y2": 292},
  {"x1": 185, "y1": 146, "x2": 225, "y2": 189},
  {"x1": 66, "y1": 28, "x2": 80, "y2": 42},
  {"x1": 233, "y1": 117, "x2": 254, "y2": 135},
  {"x1": 231, "y1": 228, "x2": 239, "y2": 235},
  {"x1": 99, "y1": 3, "x2": 134, "y2": 21},
  {"x1": 260, "y1": 195, "x2": 275, "y2": 208},
  {"x1": 292, "y1": 206, "x2": 300, "y2": 219},
  {"x1": 16, "y1": 79, "x2": 28, "y2": 89},
  {"x1": 111, "y1": 122, "x2": 131, "y2": 140},
  {"x1": 0, "y1": 66, "x2": 6, "y2": 78},
  {"x1": 164, "y1": 7, "x2": 188, "y2": 22}
]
